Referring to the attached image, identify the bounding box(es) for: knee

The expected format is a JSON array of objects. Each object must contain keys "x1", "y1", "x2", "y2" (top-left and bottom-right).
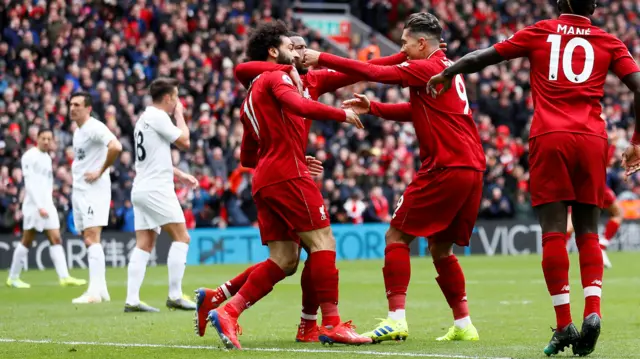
[
  {"x1": 137, "y1": 241, "x2": 154, "y2": 253},
  {"x1": 83, "y1": 232, "x2": 100, "y2": 246},
  {"x1": 429, "y1": 242, "x2": 453, "y2": 261},
  {"x1": 49, "y1": 236, "x2": 62, "y2": 245},
  {"x1": 385, "y1": 227, "x2": 412, "y2": 246},
  {"x1": 271, "y1": 253, "x2": 299, "y2": 275},
  {"x1": 174, "y1": 235, "x2": 190, "y2": 244},
  {"x1": 307, "y1": 228, "x2": 335, "y2": 252}
]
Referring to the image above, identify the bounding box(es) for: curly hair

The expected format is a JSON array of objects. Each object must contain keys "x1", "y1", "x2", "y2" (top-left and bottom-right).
[
  {"x1": 404, "y1": 13, "x2": 442, "y2": 39},
  {"x1": 247, "y1": 20, "x2": 289, "y2": 61}
]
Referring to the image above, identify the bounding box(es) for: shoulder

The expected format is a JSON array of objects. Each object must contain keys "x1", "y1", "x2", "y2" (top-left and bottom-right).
[
  {"x1": 266, "y1": 70, "x2": 295, "y2": 86},
  {"x1": 22, "y1": 148, "x2": 34, "y2": 160}
]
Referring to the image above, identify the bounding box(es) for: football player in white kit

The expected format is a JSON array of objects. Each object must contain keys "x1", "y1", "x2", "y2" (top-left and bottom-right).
[
  {"x1": 6, "y1": 128, "x2": 87, "y2": 288},
  {"x1": 69, "y1": 92, "x2": 123, "y2": 304},
  {"x1": 125, "y1": 78, "x2": 197, "y2": 312}
]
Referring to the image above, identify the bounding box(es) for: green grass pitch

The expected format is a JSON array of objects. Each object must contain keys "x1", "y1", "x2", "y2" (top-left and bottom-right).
[{"x1": 1, "y1": 252, "x2": 639, "y2": 359}]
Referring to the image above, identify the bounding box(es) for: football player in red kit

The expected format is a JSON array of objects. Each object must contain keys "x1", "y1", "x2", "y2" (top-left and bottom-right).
[
  {"x1": 428, "y1": 0, "x2": 640, "y2": 355},
  {"x1": 304, "y1": 12, "x2": 486, "y2": 343},
  {"x1": 199, "y1": 33, "x2": 409, "y2": 343},
  {"x1": 200, "y1": 20, "x2": 371, "y2": 350}
]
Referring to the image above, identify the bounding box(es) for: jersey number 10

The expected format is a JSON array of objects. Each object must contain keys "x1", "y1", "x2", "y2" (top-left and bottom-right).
[{"x1": 546, "y1": 34, "x2": 594, "y2": 83}]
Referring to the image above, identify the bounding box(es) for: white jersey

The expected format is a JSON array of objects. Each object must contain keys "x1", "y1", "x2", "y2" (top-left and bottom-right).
[
  {"x1": 132, "y1": 106, "x2": 182, "y2": 192},
  {"x1": 72, "y1": 117, "x2": 116, "y2": 192},
  {"x1": 21, "y1": 147, "x2": 55, "y2": 211}
]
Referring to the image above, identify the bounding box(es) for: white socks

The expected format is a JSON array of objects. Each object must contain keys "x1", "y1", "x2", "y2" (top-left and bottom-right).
[
  {"x1": 388, "y1": 309, "x2": 406, "y2": 321},
  {"x1": 8, "y1": 243, "x2": 29, "y2": 280},
  {"x1": 49, "y1": 244, "x2": 70, "y2": 279},
  {"x1": 126, "y1": 247, "x2": 150, "y2": 305},
  {"x1": 87, "y1": 243, "x2": 106, "y2": 296},
  {"x1": 454, "y1": 316, "x2": 472, "y2": 329},
  {"x1": 167, "y1": 242, "x2": 189, "y2": 300}
]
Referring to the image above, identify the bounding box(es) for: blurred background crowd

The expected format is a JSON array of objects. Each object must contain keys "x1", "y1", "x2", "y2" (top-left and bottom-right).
[{"x1": 0, "y1": 0, "x2": 639, "y2": 234}]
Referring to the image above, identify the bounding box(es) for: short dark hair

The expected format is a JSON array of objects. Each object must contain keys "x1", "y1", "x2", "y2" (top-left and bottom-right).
[
  {"x1": 559, "y1": 0, "x2": 596, "y2": 16},
  {"x1": 70, "y1": 92, "x2": 92, "y2": 107},
  {"x1": 404, "y1": 13, "x2": 442, "y2": 39},
  {"x1": 288, "y1": 31, "x2": 302, "y2": 38},
  {"x1": 149, "y1": 77, "x2": 179, "y2": 102},
  {"x1": 38, "y1": 127, "x2": 53, "y2": 137},
  {"x1": 247, "y1": 20, "x2": 289, "y2": 61}
]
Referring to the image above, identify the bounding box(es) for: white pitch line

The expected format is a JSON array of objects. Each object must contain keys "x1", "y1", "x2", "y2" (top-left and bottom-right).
[{"x1": 0, "y1": 338, "x2": 512, "y2": 359}]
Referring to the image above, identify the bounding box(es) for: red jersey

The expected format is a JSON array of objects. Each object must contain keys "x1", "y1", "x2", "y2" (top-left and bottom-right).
[
  {"x1": 239, "y1": 70, "x2": 346, "y2": 194},
  {"x1": 235, "y1": 53, "x2": 407, "y2": 147},
  {"x1": 493, "y1": 14, "x2": 640, "y2": 139},
  {"x1": 318, "y1": 50, "x2": 486, "y2": 172}
]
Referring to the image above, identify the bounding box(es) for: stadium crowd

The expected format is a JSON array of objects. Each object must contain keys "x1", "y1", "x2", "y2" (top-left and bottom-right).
[{"x1": 0, "y1": 0, "x2": 639, "y2": 234}]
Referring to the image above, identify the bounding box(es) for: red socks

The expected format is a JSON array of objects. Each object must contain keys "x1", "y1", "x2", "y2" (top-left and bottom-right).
[
  {"x1": 222, "y1": 262, "x2": 261, "y2": 298},
  {"x1": 224, "y1": 259, "x2": 286, "y2": 318},
  {"x1": 383, "y1": 243, "x2": 411, "y2": 311},
  {"x1": 309, "y1": 250, "x2": 340, "y2": 327},
  {"x1": 434, "y1": 255, "x2": 469, "y2": 320},
  {"x1": 300, "y1": 257, "x2": 319, "y2": 322},
  {"x1": 603, "y1": 219, "x2": 620, "y2": 244},
  {"x1": 542, "y1": 232, "x2": 572, "y2": 329},
  {"x1": 576, "y1": 234, "x2": 603, "y2": 318}
]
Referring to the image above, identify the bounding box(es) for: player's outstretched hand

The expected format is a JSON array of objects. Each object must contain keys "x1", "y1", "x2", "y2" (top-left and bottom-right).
[
  {"x1": 344, "y1": 109, "x2": 364, "y2": 129},
  {"x1": 622, "y1": 144, "x2": 640, "y2": 180},
  {"x1": 427, "y1": 72, "x2": 454, "y2": 97},
  {"x1": 84, "y1": 170, "x2": 101, "y2": 183},
  {"x1": 305, "y1": 156, "x2": 324, "y2": 177},
  {"x1": 178, "y1": 172, "x2": 199, "y2": 189},
  {"x1": 342, "y1": 93, "x2": 371, "y2": 115},
  {"x1": 38, "y1": 208, "x2": 49, "y2": 219},
  {"x1": 303, "y1": 49, "x2": 321, "y2": 67},
  {"x1": 439, "y1": 38, "x2": 448, "y2": 53}
]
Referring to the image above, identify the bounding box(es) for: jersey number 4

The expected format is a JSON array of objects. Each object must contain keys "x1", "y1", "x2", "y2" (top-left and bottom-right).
[
  {"x1": 546, "y1": 35, "x2": 594, "y2": 83},
  {"x1": 135, "y1": 131, "x2": 146, "y2": 161}
]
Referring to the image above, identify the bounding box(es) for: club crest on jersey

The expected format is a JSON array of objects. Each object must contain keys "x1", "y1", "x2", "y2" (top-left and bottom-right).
[
  {"x1": 75, "y1": 148, "x2": 86, "y2": 160},
  {"x1": 319, "y1": 205, "x2": 327, "y2": 221},
  {"x1": 282, "y1": 74, "x2": 293, "y2": 85}
]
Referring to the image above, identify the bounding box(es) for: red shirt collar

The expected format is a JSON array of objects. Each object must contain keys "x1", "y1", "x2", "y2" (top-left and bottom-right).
[{"x1": 559, "y1": 14, "x2": 592, "y2": 25}]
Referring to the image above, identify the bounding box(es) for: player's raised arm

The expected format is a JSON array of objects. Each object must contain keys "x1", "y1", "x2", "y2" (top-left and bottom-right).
[
  {"x1": 428, "y1": 26, "x2": 535, "y2": 94},
  {"x1": 305, "y1": 50, "x2": 405, "y2": 85},
  {"x1": 270, "y1": 71, "x2": 364, "y2": 129},
  {"x1": 313, "y1": 52, "x2": 408, "y2": 95},
  {"x1": 172, "y1": 101, "x2": 190, "y2": 150},
  {"x1": 343, "y1": 93, "x2": 412, "y2": 123},
  {"x1": 235, "y1": 62, "x2": 293, "y2": 89}
]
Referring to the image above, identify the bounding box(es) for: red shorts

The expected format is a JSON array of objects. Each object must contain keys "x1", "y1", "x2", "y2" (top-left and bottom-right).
[
  {"x1": 390, "y1": 167, "x2": 483, "y2": 247},
  {"x1": 529, "y1": 133, "x2": 607, "y2": 208},
  {"x1": 254, "y1": 177, "x2": 330, "y2": 245},
  {"x1": 603, "y1": 187, "x2": 616, "y2": 208}
]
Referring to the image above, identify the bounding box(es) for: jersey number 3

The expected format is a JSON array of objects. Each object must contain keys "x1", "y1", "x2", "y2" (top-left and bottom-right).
[
  {"x1": 546, "y1": 35, "x2": 594, "y2": 83},
  {"x1": 135, "y1": 131, "x2": 146, "y2": 161}
]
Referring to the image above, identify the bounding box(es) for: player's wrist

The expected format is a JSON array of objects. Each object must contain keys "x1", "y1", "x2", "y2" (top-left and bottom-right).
[{"x1": 441, "y1": 68, "x2": 456, "y2": 79}]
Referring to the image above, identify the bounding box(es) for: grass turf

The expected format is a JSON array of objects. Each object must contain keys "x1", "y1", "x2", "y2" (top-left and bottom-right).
[{"x1": 1, "y1": 252, "x2": 639, "y2": 359}]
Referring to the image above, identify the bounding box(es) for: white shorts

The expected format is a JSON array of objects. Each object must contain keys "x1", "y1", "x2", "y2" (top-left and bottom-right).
[
  {"x1": 22, "y1": 205, "x2": 60, "y2": 232},
  {"x1": 72, "y1": 189, "x2": 111, "y2": 232},
  {"x1": 132, "y1": 190, "x2": 185, "y2": 234}
]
